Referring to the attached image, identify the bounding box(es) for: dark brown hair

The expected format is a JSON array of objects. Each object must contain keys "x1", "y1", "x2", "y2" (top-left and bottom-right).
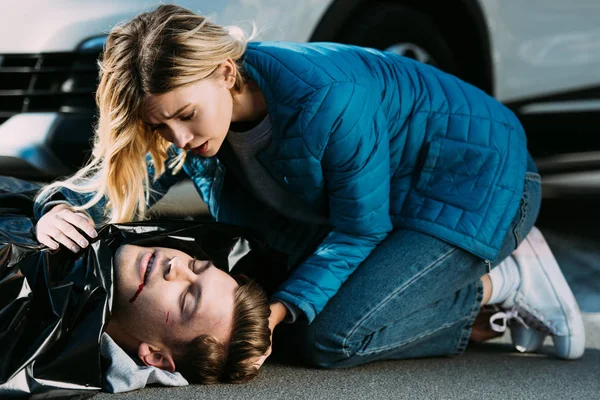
[{"x1": 173, "y1": 276, "x2": 271, "y2": 384}]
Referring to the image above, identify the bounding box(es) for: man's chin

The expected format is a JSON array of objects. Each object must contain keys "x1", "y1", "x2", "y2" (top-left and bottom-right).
[{"x1": 105, "y1": 320, "x2": 140, "y2": 355}]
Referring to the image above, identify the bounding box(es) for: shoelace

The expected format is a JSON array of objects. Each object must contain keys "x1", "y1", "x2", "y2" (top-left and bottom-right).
[{"x1": 489, "y1": 307, "x2": 530, "y2": 333}]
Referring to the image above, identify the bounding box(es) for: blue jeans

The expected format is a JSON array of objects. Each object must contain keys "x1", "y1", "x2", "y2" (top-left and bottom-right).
[{"x1": 274, "y1": 162, "x2": 541, "y2": 368}]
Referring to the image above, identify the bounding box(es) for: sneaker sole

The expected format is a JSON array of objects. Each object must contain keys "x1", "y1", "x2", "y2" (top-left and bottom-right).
[{"x1": 512, "y1": 227, "x2": 585, "y2": 359}]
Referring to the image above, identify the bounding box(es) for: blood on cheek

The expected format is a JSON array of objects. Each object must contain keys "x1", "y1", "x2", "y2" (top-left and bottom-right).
[
  {"x1": 127, "y1": 275, "x2": 177, "y2": 327},
  {"x1": 128, "y1": 281, "x2": 145, "y2": 303}
]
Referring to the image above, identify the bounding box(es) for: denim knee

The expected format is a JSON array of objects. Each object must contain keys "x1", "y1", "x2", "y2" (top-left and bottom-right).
[
  {"x1": 492, "y1": 171, "x2": 541, "y2": 265},
  {"x1": 294, "y1": 324, "x2": 354, "y2": 368}
]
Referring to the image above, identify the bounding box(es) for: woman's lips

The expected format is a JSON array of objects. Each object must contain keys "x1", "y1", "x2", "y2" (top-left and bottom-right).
[{"x1": 191, "y1": 141, "x2": 209, "y2": 155}]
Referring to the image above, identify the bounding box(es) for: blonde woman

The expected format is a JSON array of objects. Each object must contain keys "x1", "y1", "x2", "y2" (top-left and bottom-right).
[{"x1": 34, "y1": 3, "x2": 584, "y2": 377}]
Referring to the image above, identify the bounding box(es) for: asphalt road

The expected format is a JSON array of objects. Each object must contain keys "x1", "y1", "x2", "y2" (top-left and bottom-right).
[
  {"x1": 95, "y1": 197, "x2": 600, "y2": 400},
  {"x1": 95, "y1": 319, "x2": 600, "y2": 400}
]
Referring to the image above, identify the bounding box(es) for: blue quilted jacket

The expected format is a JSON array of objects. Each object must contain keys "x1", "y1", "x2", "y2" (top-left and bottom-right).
[{"x1": 35, "y1": 42, "x2": 529, "y2": 323}]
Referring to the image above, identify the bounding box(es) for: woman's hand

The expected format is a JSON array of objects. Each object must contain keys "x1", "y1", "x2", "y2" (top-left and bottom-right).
[
  {"x1": 36, "y1": 204, "x2": 97, "y2": 252},
  {"x1": 254, "y1": 301, "x2": 287, "y2": 369}
]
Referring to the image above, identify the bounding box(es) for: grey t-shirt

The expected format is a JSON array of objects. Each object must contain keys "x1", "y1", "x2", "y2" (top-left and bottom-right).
[{"x1": 226, "y1": 116, "x2": 328, "y2": 225}]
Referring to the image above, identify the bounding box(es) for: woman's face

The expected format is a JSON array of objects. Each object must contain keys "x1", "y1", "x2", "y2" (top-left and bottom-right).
[{"x1": 142, "y1": 63, "x2": 237, "y2": 157}]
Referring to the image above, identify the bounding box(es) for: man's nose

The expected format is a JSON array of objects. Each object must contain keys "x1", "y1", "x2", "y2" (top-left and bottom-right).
[
  {"x1": 165, "y1": 257, "x2": 194, "y2": 281},
  {"x1": 171, "y1": 129, "x2": 194, "y2": 149}
]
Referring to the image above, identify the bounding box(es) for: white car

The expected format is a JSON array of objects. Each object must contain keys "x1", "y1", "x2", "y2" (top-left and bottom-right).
[{"x1": 1, "y1": 0, "x2": 599, "y2": 204}]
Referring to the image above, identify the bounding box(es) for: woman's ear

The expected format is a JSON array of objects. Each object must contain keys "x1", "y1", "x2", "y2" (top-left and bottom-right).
[
  {"x1": 219, "y1": 58, "x2": 237, "y2": 90},
  {"x1": 138, "y1": 342, "x2": 176, "y2": 373}
]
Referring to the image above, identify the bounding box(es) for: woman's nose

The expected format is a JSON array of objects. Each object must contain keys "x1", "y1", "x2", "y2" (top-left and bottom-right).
[{"x1": 172, "y1": 129, "x2": 194, "y2": 149}]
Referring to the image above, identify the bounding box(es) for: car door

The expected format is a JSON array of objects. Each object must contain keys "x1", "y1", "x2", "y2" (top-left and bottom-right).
[{"x1": 480, "y1": 0, "x2": 600, "y2": 179}]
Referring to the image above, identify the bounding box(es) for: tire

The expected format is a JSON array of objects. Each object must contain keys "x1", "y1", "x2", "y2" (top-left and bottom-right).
[{"x1": 336, "y1": 4, "x2": 458, "y2": 75}]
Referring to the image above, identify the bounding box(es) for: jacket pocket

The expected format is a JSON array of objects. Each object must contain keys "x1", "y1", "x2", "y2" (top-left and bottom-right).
[{"x1": 416, "y1": 137, "x2": 500, "y2": 211}]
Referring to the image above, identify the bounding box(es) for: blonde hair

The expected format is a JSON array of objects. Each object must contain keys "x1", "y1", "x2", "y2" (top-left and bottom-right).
[{"x1": 36, "y1": 4, "x2": 253, "y2": 223}]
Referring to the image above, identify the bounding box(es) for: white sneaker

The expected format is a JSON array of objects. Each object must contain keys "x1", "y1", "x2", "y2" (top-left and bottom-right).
[{"x1": 489, "y1": 227, "x2": 585, "y2": 359}]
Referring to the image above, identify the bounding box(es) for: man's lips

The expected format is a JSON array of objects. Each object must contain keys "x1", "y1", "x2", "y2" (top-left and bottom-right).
[
  {"x1": 140, "y1": 251, "x2": 154, "y2": 281},
  {"x1": 130, "y1": 251, "x2": 154, "y2": 303}
]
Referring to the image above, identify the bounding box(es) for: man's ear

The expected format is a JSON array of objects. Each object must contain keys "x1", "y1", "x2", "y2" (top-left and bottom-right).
[{"x1": 138, "y1": 342, "x2": 176, "y2": 373}]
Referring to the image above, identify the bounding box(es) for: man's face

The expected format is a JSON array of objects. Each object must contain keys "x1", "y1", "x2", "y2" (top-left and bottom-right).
[{"x1": 108, "y1": 244, "x2": 238, "y2": 369}]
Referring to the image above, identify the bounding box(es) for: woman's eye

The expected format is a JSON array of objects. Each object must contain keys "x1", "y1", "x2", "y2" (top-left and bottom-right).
[{"x1": 180, "y1": 110, "x2": 196, "y2": 121}]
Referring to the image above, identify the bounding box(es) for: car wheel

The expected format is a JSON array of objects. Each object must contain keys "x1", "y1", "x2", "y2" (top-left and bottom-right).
[{"x1": 336, "y1": 4, "x2": 458, "y2": 75}]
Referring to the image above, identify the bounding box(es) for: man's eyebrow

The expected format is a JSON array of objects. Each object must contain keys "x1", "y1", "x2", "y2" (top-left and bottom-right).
[
  {"x1": 191, "y1": 258, "x2": 201, "y2": 318},
  {"x1": 179, "y1": 286, "x2": 186, "y2": 317}
]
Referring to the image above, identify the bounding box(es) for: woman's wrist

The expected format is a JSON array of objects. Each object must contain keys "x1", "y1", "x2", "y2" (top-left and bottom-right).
[{"x1": 269, "y1": 301, "x2": 288, "y2": 325}]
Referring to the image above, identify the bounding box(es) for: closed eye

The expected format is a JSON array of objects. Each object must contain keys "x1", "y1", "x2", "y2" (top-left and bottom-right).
[
  {"x1": 180, "y1": 110, "x2": 196, "y2": 121},
  {"x1": 180, "y1": 285, "x2": 191, "y2": 317},
  {"x1": 147, "y1": 123, "x2": 164, "y2": 132}
]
